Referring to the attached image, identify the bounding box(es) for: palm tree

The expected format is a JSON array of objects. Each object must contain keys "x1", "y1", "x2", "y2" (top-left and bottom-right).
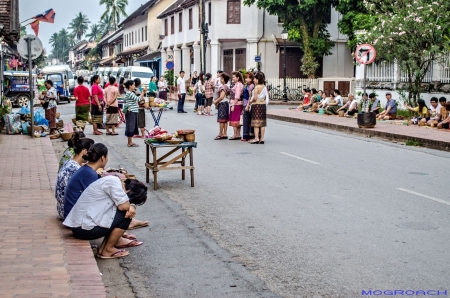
[
  {"x1": 69, "y1": 12, "x2": 91, "y2": 40},
  {"x1": 98, "y1": 15, "x2": 115, "y2": 36},
  {"x1": 99, "y1": 0, "x2": 128, "y2": 31},
  {"x1": 68, "y1": 32, "x2": 77, "y2": 47},
  {"x1": 86, "y1": 24, "x2": 101, "y2": 42},
  {"x1": 57, "y1": 29, "x2": 71, "y2": 61},
  {"x1": 49, "y1": 32, "x2": 59, "y2": 49}
]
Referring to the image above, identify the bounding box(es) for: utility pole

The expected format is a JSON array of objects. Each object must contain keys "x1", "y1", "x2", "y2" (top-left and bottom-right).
[{"x1": 199, "y1": 0, "x2": 208, "y2": 73}]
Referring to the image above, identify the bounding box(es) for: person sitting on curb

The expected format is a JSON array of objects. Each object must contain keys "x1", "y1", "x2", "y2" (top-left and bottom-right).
[
  {"x1": 59, "y1": 131, "x2": 86, "y2": 170},
  {"x1": 426, "y1": 97, "x2": 442, "y2": 126},
  {"x1": 368, "y1": 93, "x2": 381, "y2": 114},
  {"x1": 376, "y1": 92, "x2": 397, "y2": 120},
  {"x1": 303, "y1": 88, "x2": 320, "y2": 110},
  {"x1": 64, "y1": 177, "x2": 148, "y2": 259},
  {"x1": 437, "y1": 101, "x2": 450, "y2": 129},
  {"x1": 318, "y1": 92, "x2": 332, "y2": 110},
  {"x1": 324, "y1": 89, "x2": 343, "y2": 115},
  {"x1": 337, "y1": 93, "x2": 358, "y2": 117},
  {"x1": 359, "y1": 93, "x2": 369, "y2": 112},
  {"x1": 404, "y1": 99, "x2": 429, "y2": 123}
]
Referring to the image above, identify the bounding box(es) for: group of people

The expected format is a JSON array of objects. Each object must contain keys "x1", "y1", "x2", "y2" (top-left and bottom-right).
[
  {"x1": 55, "y1": 132, "x2": 149, "y2": 259},
  {"x1": 176, "y1": 70, "x2": 269, "y2": 144}
]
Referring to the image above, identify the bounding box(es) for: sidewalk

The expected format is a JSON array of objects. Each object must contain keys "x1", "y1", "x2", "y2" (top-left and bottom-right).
[
  {"x1": 267, "y1": 109, "x2": 450, "y2": 151},
  {"x1": 0, "y1": 134, "x2": 106, "y2": 298}
]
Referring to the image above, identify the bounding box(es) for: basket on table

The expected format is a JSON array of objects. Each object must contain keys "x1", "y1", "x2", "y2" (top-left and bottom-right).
[
  {"x1": 165, "y1": 139, "x2": 184, "y2": 144},
  {"x1": 184, "y1": 134, "x2": 195, "y2": 142},
  {"x1": 60, "y1": 132, "x2": 73, "y2": 141}
]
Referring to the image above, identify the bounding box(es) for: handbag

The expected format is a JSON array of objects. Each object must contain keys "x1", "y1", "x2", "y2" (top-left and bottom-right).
[{"x1": 123, "y1": 105, "x2": 129, "y2": 114}]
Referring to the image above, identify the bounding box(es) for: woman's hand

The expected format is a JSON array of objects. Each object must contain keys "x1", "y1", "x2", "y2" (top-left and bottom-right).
[
  {"x1": 245, "y1": 105, "x2": 250, "y2": 112},
  {"x1": 231, "y1": 105, "x2": 235, "y2": 112},
  {"x1": 125, "y1": 205, "x2": 136, "y2": 219}
]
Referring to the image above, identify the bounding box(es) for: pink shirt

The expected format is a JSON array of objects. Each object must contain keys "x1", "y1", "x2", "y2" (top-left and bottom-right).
[
  {"x1": 232, "y1": 81, "x2": 243, "y2": 105},
  {"x1": 104, "y1": 86, "x2": 119, "y2": 107},
  {"x1": 91, "y1": 83, "x2": 104, "y2": 106}
]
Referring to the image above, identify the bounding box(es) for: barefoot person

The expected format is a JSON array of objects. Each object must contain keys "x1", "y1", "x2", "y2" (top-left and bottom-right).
[{"x1": 63, "y1": 177, "x2": 148, "y2": 259}]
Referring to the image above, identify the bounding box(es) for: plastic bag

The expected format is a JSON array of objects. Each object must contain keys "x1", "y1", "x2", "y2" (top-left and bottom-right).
[
  {"x1": 34, "y1": 108, "x2": 49, "y2": 127},
  {"x1": 22, "y1": 122, "x2": 30, "y2": 135},
  {"x1": 63, "y1": 122, "x2": 73, "y2": 133},
  {"x1": 19, "y1": 106, "x2": 30, "y2": 114},
  {"x1": 4, "y1": 114, "x2": 22, "y2": 134}
]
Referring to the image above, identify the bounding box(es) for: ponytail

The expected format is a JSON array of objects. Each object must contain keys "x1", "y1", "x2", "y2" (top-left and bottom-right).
[
  {"x1": 68, "y1": 131, "x2": 86, "y2": 148},
  {"x1": 82, "y1": 143, "x2": 108, "y2": 163}
]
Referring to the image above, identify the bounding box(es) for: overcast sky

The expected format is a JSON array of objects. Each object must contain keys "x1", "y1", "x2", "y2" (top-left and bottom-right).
[{"x1": 19, "y1": 0, "x2": 148, "y2": 54}]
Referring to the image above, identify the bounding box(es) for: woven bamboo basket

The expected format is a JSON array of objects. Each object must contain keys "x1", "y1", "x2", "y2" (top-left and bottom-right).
[
  {"x1": 185, "y1": 133, "x2": 195, "y2": 142},
  {"x1": 56, "y1": 112, "x2": 60, "y2": 119},
  {"x1": 60, "y1": 132, "x2": 73, "y2": 141}
]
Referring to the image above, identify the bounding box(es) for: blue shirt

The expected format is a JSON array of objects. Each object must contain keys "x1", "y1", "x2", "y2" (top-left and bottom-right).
[
  {"x1": 385, "y1": 99, "x2": 397, "y2": 114},
  {"x1": 64, "y1": 165, "x2": 99, "y2": 218}
]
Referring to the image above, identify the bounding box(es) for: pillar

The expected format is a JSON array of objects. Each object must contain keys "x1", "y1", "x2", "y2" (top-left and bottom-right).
[
  {"x1": 206, "y1": 43, "x2": 211, "y2": 74},
  {"x1": 246, "y1": 38, "x2": 258, "y2": 70},
  {"x1": 210, "y1": 40, "x2": 221, "y2": 75},
  {"x1": 161, "y1": 48, "x2": 167, "y2": 73},
  {"x1": 173, "y1": 47, "x2": 181, "y2": 76},
  {"x1": 181, "y1": 44, "x2": 191, "y2": 76},
  {"x1": 193, "y1": 42, "x2": 201, "y2": 73}
]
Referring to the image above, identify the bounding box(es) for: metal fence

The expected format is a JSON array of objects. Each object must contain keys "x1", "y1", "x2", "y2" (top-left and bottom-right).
[{"x1": 266, "y1": 78, "x2": 319, "y2": 101}]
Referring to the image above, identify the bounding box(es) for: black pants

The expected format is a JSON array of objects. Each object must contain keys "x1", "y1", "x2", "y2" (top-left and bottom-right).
[
  {"x1": 71, "y1": 210, "x2": 131, "y2": 240},
  {"x1": 347, "y1": 109, "x2": 358, "y2": 116},
  {"x1": 178, "y1": 93, "x2": 186, "y2": 112}
]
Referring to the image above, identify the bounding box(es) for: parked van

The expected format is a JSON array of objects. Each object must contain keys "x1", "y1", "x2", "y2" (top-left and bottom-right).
[
  {"x1": 42, "y1": 65, "x2": 73, "y2": 103},
  {"x1": 3, "y1": 71, "x2": 37, "y2": 107},
  {"x1": 102, "y1": 67, "x2": 112, "y2": 87},
  {"x1": 110, "y1": 67, "x2": 120, "y2": 80},
  {"x1": 122, "y1": 66, "x2": 154, "y2": 87}
]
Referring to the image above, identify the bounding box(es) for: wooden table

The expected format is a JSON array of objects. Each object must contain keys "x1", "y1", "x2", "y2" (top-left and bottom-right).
[{"x1": 145, "y1": 141, "x2": 197, "y2": 190}]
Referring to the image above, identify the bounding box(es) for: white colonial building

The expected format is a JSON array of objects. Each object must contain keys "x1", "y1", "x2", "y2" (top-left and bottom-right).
[{"x1": 157, "y1": 0, "x2": 354, "y2": 83}]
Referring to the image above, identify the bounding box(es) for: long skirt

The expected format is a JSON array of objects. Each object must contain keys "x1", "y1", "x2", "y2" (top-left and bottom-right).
[
  {"x1": 106, "y1": 106, "x2": 119, "y2": 126},
  {"x1": 229, "y1": 105, "x2": 243, "y2": 127},
  {"x1": 137, "y1": 109, "x2": 146, "y2": 128},
  {"x1": 91, "y1": 104, "x2": 104, "y2": 124},
  {"x1": 217, "y1": 101, "x2": 229, "y2": 123},
  {"x1": 125, "y1": 112, "x2": 139, "y2": 137},
  {"x1": 45, "y1": 106, "x2": 57, "y2": 129},
  {"x1": 251, "y1": 104, "x2": 267, "y2": 128},
  {"x1": 159, "y1": 90, "x2": 167, "y2": 100},
  {"x1": 242, "y1": 108, "x2": 254, "y2": 139},
  {"x1": 75, "y1": 104, "x2": 90, "y2": 121}
]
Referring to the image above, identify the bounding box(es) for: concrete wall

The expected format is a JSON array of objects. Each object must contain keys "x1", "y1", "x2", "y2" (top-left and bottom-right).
[{"x1": 123, "y1": 14, "x2": 148, "y2": 50}]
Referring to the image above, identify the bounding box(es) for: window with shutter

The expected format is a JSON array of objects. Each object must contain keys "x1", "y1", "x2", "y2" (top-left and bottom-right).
[
  {"x1": 227, "y1": 0, "x2": 241, "y2": 24},
  {"x1": 208, "y1": 2, "x2": 211, "y2": 25},
  {"x1": 142, "y1": 28, "x2": 144, "y2": 42},
  {"x1": 179, "y1": 13, "x2": 182, "y2": 32},
  {"x1": 171, "y1": 16, "x2": 175, "y2": 34},
  {"x1": 189, "y1": 9, "x2": 192, "y2": 29},
  {"x1": 165, "y1": 19, "x2": 168, "y2": 36},
  {"x1": 145, "y1": 26, "x2": 148, "y2": 41}
]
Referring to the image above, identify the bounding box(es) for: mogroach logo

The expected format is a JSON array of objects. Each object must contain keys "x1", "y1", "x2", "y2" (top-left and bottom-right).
[{"x1": 362, "y1": 290, "x2": 448, "y2": 296}]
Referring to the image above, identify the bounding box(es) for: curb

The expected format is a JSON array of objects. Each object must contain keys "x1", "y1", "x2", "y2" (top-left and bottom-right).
[{"x1": 267, "y1": 114, "x2": 450, "y2": 152}]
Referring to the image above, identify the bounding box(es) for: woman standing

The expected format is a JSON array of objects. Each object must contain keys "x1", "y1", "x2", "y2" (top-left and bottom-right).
[
  {"x1": 242, "y1": 72, "x2": 255, "y2": 141},
  {"x1": 90, "y1": 75, "x2": 105, "y2": 135},
  {"x1": 158, "y1": 76, "x2": 167, "y2": 101},
  {"x1": 213, "y1": 72, "x2": 231, "y2": 140},
  {"x1": 104, "y1": 77, "x2": 120, "y2": 135},
  {"x1": 118, "y1": 77, "x2": 126, "y2": 96},
  {"x1": 124, "y1": 80, "x2": 147, "y2": 147},
  {"x1": 249, "y1": 72, "x2": 268, "y2": 144},
  {"x1": 148, "y1": 76, "x2": 158, "y2": 99},
  {"x1": 194, "y1": 73, "x2": 205, "y2": 115},
  {"x1": 55, "y1": 135, "x2": 94, "y2": 219},
  {"x1": 229, "y1": 71, "x2": 244, "y2": 140},
  {"x1": 191, "y1": 71, "x2": 199, "y2": 87},
  {"x1": 133, "y1": 78, "x2": 146, "y2": 139},
  {"x1": 43, "y1": 80, "x2": 58, "y2": 135}
]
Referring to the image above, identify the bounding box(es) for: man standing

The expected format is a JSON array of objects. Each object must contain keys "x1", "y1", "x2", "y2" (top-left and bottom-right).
[
  {"x1": 376, "y1": 92, "x2": 397, "y2": 120},
  {"x1": 177, "y1": 71, "x2": 187, "y2": 113}
]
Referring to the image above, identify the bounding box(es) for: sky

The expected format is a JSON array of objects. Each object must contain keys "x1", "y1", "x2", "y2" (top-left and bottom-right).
[{"x1": 19, "y1": 0, "x2": 148, "y2": 55}]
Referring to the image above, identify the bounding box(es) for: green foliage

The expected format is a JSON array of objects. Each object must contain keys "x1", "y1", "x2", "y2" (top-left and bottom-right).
[
  {"x1": 20, "y1": 26, "x2": 27, "y2": 38},
  {"x1": 69, "y1": 12, "x2": 91, "y2": 40},
  {"x1": 49, "y1": 29, "x2": 71, "y2": 62},
  {"x1": 243, "y1": 0, "x2": 335, "y2": 78},
  {"x1": 100, "y1": 0, "x2": 128, "y2": 31},
  {"x1": 164, "y1": 69, "x2": 175, "y2": 86},
  {"x1": 238, "y1": 69, "x2": 247, "y2": 77},
  {"x1": 86, "y1": 24, "x2": 102, "y2": 42},
  {"x1": 98, "y1": 15, "x2": 115, "y2": 36},
  {"x1": 406, "y1": 139, "x2": 423, "y2": 147}
]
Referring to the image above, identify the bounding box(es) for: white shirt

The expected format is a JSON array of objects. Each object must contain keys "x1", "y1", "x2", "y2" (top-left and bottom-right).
[
  {"x1": 63, "y1": 176, "x2": 129, "y2": 230},
  {"x1": 177, "y1": 77, "x2": 186, "y2": 93},
  {"x1": 430, "y1": 104, "x2": 442, "y2": 120}
]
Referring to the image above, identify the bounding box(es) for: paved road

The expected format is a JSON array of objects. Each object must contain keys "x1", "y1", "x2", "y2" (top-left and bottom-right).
[{"x1": 55, "y1": 101, "x2": 450, "y2": 298}]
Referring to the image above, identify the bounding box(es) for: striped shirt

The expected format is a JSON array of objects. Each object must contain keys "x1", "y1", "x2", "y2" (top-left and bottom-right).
[{"x1": 125, "y1": 91, "x2": 140, "y2": 113}]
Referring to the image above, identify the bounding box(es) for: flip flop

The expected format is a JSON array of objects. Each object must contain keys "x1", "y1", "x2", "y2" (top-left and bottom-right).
[
  {"x1": 115, "y1": 240, "x2": 143, "y2": 249},
  {"x1": 214, "y1": 135, "x2": 222, "y2": 140},
  {"x1": 229, "y1": 137, "x2": 240, "y2": 140},
  {"x1": 221, "y1": 136, "x2": 228, "y2": 139},
  {"x1": 111, "y1": 133, "x2": 119, "y2": 136},
  {"x1": 98, "y1": 249, "x2": 129, "y2": 259},
  {"x1": 106, "y1": 132, "x2": 112, "y2": 135},
  {"x1": 128, "y1": 143, "x2": 139, "y2": 147},
  {"x1": 133, "y1": 135, "x2": 142, "y2": 138},
  {"x1": 122, "y1": 233, "x2": 136, "y2": 240},
  {"x1": 128, "y1": 221, "x2": 149, "y2": 230}
]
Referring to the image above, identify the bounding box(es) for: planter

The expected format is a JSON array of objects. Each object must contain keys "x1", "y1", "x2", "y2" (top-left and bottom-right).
[{"x1": 357, "y1": 112, "x2": 376, "y2": 128}]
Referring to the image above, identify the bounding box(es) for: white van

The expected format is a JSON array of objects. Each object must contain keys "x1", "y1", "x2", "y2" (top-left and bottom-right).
[
  {"x1": 122, "y1": 66, "x2": 154, "y2": 87},
  {"x1": 96, "y1": 67, "x2": 105, "y2": 85},
  {"x1": 42, "y1": 65, "x2": 75, "y2": 102},
  {"x1": 109, "y1": 67, "x2": 120, "y2": 80}
]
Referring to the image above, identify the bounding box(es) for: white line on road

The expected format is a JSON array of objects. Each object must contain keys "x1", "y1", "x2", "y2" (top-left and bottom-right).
[
  {"x1": 183, "y1": 122, "x2": 198, "y2": 127},
  {"x1": 397, "y1": 188, "x2": 450, "y2": 206},
  {"x1": 279, "y1": 152, "x2": 319, "y2": 165}
]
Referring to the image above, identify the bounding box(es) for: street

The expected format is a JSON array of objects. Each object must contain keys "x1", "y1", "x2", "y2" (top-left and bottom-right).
[{"x1": 55, "y1": 101, "x2": 450, "y2": 298}]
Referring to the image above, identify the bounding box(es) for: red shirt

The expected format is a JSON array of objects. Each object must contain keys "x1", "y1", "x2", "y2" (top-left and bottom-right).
[
  {"x1": 74, "y1": 85, "x2": 91, "y2": 107},
  {"x1": 303, "y1": 94, "x2": 311, "y2": 105},
  {"x1": 91, "y1": 83, "x2": 104, "y2": 106},
  {"x1": 104, "y1": 82, "x2": 119, "y2": 88}
]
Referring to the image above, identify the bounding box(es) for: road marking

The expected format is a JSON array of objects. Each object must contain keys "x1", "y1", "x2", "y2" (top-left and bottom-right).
[
  {"x1": 279, "y1": 152, "x2": 319, "y2": 165},
  {"x1": 397, "y1": 188, "x2": 450, "y2": 206},
  {"x1": 183, "y1": 122, "x2": 198, "y2": 127}
]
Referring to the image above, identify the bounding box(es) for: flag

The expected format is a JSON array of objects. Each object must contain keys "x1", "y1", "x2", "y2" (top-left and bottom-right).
[
  {"x1": 30, "y1": 20, "x2": 40, "y2": 36},
  {"x1": 33, "y1": 9, "x2": 56, "y2": 24}
]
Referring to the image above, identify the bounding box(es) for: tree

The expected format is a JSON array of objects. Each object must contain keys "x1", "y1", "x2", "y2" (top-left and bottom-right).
[
  {"x1": 243, "y1": 0, "x2": 336, "y2": 78},
  {"x1": 98, "y1": 15, "x2": 115, "y2": 36},
  {"x1": 99, "y1": 0, "x2": 128, "y2": 31},
  {"x1": 355, "y1": 0, "x2": 450, "y2": 106},
  {"x1": 49, "y1": 29, "x2": 71, "y2": 61},
  {"x1": 69, "y1": 12, "x2": 91, "y2": 40},
  {"x1": 334, "y1": 0, "x2": 371, "y2": 50},
  {"x1": 86, "y1": 24, "x2": 101, "y2": 42},
  {"x1": 20, "y1": 25, "x2": 27, "y2": 37}
]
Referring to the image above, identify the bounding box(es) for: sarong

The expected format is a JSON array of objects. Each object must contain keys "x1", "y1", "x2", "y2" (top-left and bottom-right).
[
  {"x1": 91, "y1": 104, "x2": 103, "y2": 124},
  {"x1": 251, "y1": 104, "x2": 267, "y2": 128},
  {"x1": 125, "y1": 112, "x2": 139, "y2": 137},
  {"x1": 242, "y1": 108, "x2": 254, "y2": 139},
  {"x1": 229, "y1": 105, "x2": 243, "y2": 127},
  {"x1": 45, "y1": 107, "x2": 57, "y2": 129},
  {"x1": 106, "y1": 106, "x2": 119, "y2": 126},
  {"x1": 217, "y1": 101, "x2": 229, "y2": 123},
  {"x1": 75, "y1": 105, "x2": 90, "y2": 121},
  {"x1": 159, "y1": 90, "x2": 167, "y2": 100},
  {"x1": 138, "y1": 109, "x2": 146, "y2": 128}
]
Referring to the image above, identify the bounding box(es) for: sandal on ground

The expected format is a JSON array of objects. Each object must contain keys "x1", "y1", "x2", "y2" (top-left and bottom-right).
[
  {"x1": 214, "y1": 135, "x2": 222, "y2": 140},
  {"x1": 122, "y1": 233, "x2": 136, "y2": 240},
  {"x1": 94, "y1": 131, "x2": 103, "y2": 135},
  {"x1": 128, "y1": 143, "x2": 139, "y2": 147},
  {"x1": 128, "y1": 221, "x2": 149, "y2": 230},
  {"x1": 221, "y1": 136, "x2": 228, "y2": 139},
  {"x1": 259, "y1": 141, "x2": 265, "y2": 144},
  {"x1": 106, "y1": 132, "x2": 112, "y2": 135},
  {"x1": 111, "y1": 133, "x2": 119, "y2": 136},
  {"x1": 133, "y1": 135, "x2": 142, "y2": 138},
  {"x1": 249, "y1": 139, "x2": 260, "y2": 144},
  {"x1": 98, "y1": 249, "x2": 129, "y2": 259},
  {"x1": 241, "y1": 139, "x2": 248, "y2": 142},
  {"x1": 229, "y1": 137, "x2": 241, "y2": 140},
  {"x1": 115, "y1": 240, "x2": 144, "y2": 249}
]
